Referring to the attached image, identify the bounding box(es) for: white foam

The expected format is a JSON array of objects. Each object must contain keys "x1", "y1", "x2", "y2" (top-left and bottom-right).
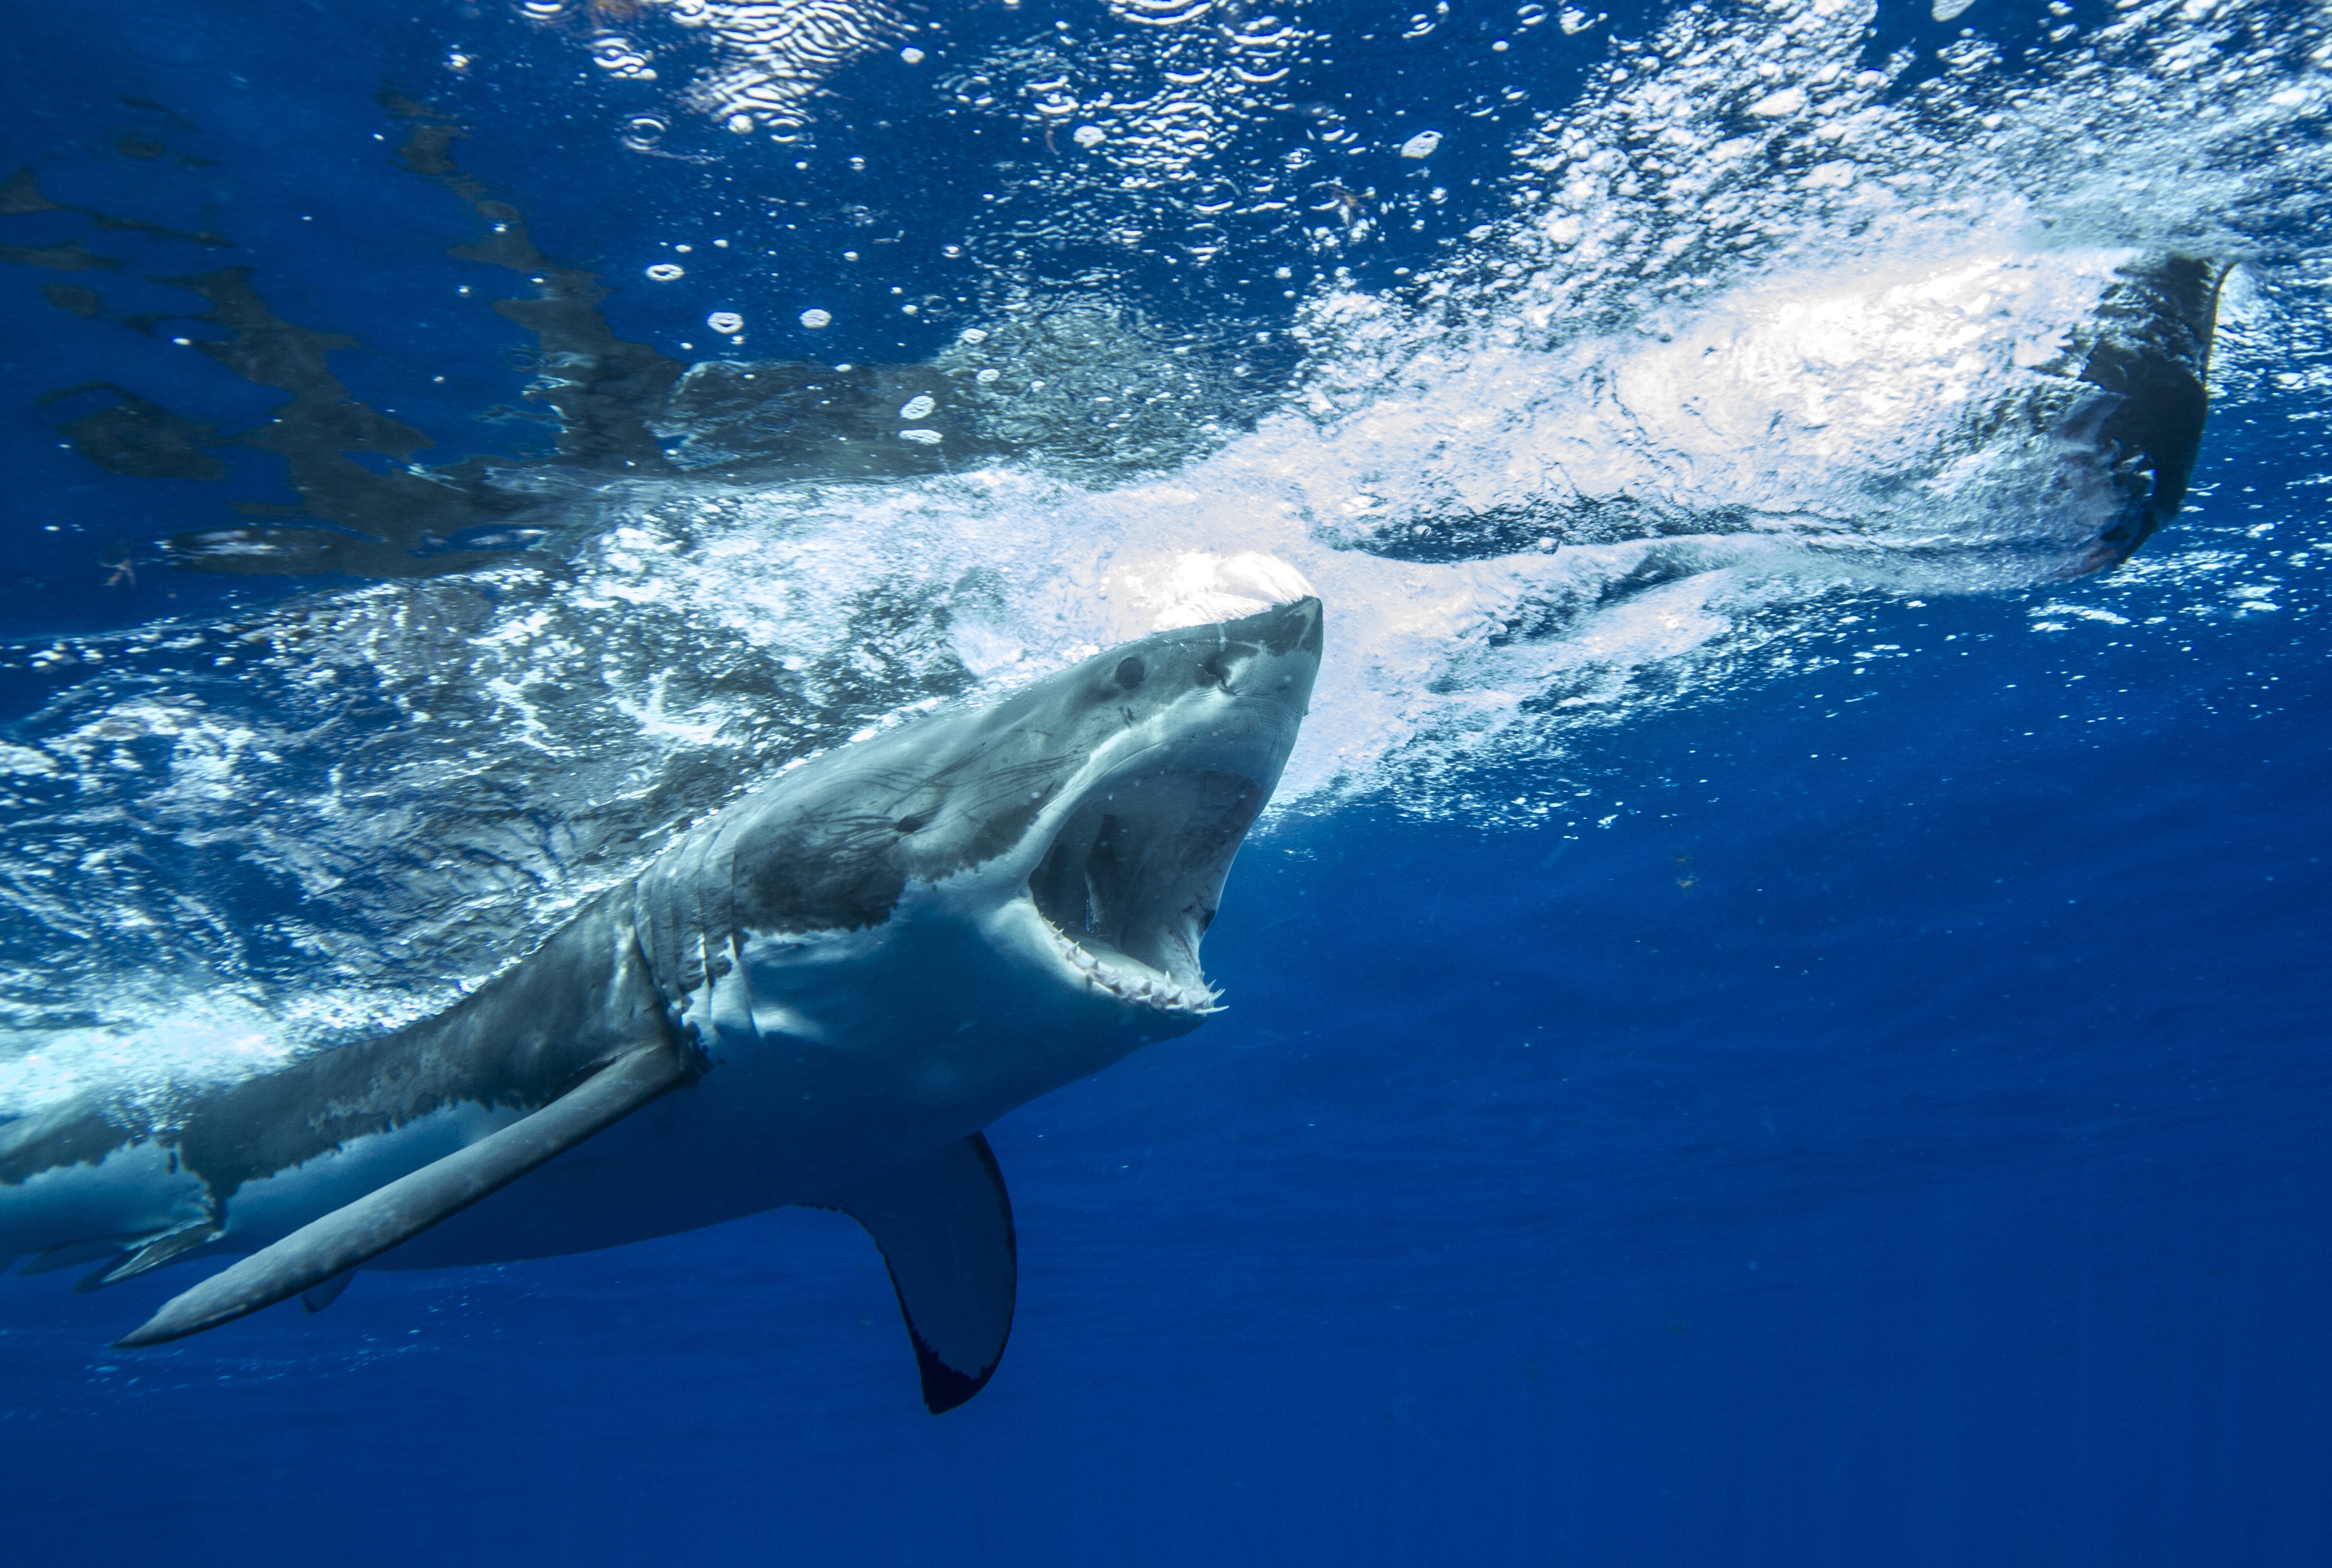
[
  {"x1": 1138, "y1": 551, "x2": 1319, "y2": 632},
  {"x1": 0, "y1": 1004, "x2": 294, "y2": 1120}
]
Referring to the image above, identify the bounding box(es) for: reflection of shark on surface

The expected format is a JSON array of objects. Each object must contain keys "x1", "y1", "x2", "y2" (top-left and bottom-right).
[
  {"x1": 8, "y1": 90, "x2": 1258, "y2": 581},
  {"x1": 5, "y1": 88, "x2": 2225, "y2": 589},
  {"x1": 0, "y1": 588, "x2": 1322, "y2": 1412}
]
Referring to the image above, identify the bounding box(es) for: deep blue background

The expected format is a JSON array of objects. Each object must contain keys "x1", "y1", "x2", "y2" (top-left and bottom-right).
[
  {"x1": 5, "y1": 2, "x2": 2328, "y2": 1563},
  {"x1": 5, "y1": 528, "x2": 2325, "y2": 1564}
]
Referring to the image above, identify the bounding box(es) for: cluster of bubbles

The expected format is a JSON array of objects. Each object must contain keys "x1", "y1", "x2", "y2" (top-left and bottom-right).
[
  {"x1": 1388, "y1": 0, "x2": 2331, "y2": 342},
  {"x1": 940, "y1": 3, "x2": 1320, "y2": 274},
  {"x1": 679, "y1": 0, "x2": 911, "y2": 138},
  {"x1": 523, "y1": 0, "x2": 911, "y2": 142}
]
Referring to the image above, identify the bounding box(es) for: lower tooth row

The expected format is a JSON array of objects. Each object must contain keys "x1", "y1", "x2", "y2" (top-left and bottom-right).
[{"x1": 1051, "y1": 933, "x2": 1213, "y2": 1012}]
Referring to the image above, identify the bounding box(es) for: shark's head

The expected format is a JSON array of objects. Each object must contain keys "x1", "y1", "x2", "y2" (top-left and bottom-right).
[
  {"x1": 987, "y1": 592, "x2": 1324, "y2": 1017},
  {"x1": 681, "y1": 590, "x2": 1323, "y2": 1067}
]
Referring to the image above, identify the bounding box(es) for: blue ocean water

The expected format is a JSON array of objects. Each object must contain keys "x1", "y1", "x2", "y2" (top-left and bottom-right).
[{"x1": 4, "y1": 0, "x2": 2328, "y2": 1562}]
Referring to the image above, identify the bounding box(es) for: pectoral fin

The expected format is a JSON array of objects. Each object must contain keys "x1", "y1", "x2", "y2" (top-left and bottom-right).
[
  {"x1": 117, "y1": 1041, "x2": 691, "y2": 1349},
  {"x1": 820, "y1": 1133, "x2": 1016, "y2": 1415}
]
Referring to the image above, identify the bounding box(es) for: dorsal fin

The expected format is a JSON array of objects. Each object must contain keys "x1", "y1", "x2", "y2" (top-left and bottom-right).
[{"x1": 818, "y1": 1133, "x2": 1017, "y2": 1415}]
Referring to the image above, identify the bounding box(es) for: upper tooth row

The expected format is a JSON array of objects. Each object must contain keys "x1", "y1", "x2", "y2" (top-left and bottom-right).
[{"x1": 1048, "y1": 929, "x2": 1220, "y2": 1014}]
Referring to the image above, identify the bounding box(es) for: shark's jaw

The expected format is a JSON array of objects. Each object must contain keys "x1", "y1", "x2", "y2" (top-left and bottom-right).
[
  {"x1": 1023, "y1": 763, "x2": 1271, "y2": 1016},
  {"x1": 996, "y1": 596, "x2": 1323, "y2": 1022}
]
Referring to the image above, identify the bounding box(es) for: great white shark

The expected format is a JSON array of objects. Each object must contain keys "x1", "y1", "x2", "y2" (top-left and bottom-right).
[{"x1": 0, "y1": 590, "x2": 1324, "y2": 1412}]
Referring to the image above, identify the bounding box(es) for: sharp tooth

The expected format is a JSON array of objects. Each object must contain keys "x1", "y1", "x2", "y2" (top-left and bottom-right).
[{"x1": 1069, "y1": 947, "x2": 1096, "y2": 971}]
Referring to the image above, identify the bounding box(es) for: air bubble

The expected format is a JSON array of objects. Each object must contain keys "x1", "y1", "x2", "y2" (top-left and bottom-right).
[
  {"x1": 1399, "y1": 130, "x2": 1444, "y2": 159},
  {"x1": 799, "y1": 308, "x2": 832, "y2": 329},
  {"x1": 899, "y1": 394, "x2": 936, "y2": 420},
  {"x1": 588, "y1": 33, "x2": 654, "y2": 80},
  {"x1": 645, "y1": 263, "x2": 685, "y2": 282},
  {"x1": 706, "y1": 311, "x2": 744, "y2": 334}
]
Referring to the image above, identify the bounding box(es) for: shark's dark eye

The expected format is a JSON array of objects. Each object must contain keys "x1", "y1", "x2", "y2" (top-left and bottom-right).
[
  {"x1": 1114, "y1": 657, "x2": 1145, "y2": 690},
  {"x1": 1194, "y1": 653, "x2": 1229, "y2": 689},
  {"x1": 893, "y1": 813, "x2": 930, "y2": 834}
]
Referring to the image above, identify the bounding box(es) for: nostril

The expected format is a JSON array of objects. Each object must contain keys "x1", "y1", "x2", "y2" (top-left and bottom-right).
[{"x1": 1114, "y1": 656, "x2": 1146, "y2": 690}]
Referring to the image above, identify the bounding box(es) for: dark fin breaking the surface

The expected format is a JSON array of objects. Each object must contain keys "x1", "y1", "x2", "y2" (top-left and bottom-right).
[
  {"x1": 2067, "y1": 255, "x2": 2226, "y2": 572},
  {"x1": 300, "y1": 1269, "x2": 355, "y2": 1313},
  {"x1": 819, "y1": 1132, "x2": 1017, "y2": 1415},
  {"x1": 116, "y1": 1040, "x2": 693, "y2": 1348}
]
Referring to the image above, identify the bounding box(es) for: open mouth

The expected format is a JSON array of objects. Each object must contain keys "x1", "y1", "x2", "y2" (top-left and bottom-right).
[{"x1": 1026, "y1": 765, "x2": 1272, "y2": 1016}]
